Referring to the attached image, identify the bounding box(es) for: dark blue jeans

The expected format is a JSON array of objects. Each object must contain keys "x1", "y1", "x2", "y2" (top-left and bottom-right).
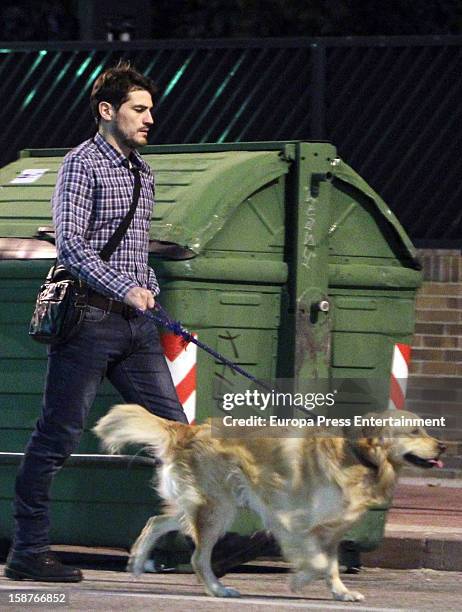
[{"x1": 13, "y1": 305, "x2": 187, "y2": 553}]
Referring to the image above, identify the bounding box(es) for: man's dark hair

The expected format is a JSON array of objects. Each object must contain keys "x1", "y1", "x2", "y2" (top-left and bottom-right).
[{"x1": 90, "y1": 60, "x2": 157, "y2": 124}]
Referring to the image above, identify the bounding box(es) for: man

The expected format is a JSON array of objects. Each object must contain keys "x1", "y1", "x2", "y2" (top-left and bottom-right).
[{"x1": 5, "y1": 62, "x2": 188, "y2": 582}]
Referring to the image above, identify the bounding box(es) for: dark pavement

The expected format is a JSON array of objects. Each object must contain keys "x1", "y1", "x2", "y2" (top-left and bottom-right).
[{"x1": 1, "y1": 476, "x2": 461, "y2": 610}]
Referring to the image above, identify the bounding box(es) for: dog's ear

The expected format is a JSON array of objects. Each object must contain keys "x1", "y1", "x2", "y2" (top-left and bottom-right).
[
  {"x1": 353, "y1": 435, "x2": 387, "y2": 469},
  {"x1": 366, "y1": 437, "x2": 388, "y2": 464},
  {"x1": 355, "y1": 436, "x2": 378, "y2": 463},
  {"x1": 362, "y1": 436, "x2": 381, "y2": 452},
  {"x1": 358, "y1": 435, "x2": 397, "y2": 500}
]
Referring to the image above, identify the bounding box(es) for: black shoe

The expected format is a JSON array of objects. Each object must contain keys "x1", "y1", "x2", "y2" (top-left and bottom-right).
[
  {"x1": 211, "y1": 530, "x2": 276, "y2": 578},
  {"x1": 4, "y1": 550, "x2": 83, "y2": 583}
]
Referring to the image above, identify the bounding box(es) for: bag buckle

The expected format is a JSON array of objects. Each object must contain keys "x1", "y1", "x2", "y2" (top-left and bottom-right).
[
  {"x1": 74, "y1": 285, "x2": 88, "y2": 308},
  {"x1": 105, "y1": 298, "x2": 113, "y2": 315}
]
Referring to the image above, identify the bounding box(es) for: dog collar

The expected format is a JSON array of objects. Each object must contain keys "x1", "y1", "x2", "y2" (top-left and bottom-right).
[{"x1": 347, "y1": 440, "x2": 378, "y2": 472}]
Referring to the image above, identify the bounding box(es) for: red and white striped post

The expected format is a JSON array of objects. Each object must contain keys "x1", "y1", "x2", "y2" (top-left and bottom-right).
[
  {"x1": 388, "y1": 343, "x2": 411, "y2": 410},
  {"x1": 160, "y1": 333, "x2": 197, "y2": 424}
]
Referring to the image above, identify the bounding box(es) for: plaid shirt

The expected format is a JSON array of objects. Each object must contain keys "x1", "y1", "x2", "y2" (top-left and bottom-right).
[{"x1": 53, "y1": 132, "x2": 160, "y2": 302}]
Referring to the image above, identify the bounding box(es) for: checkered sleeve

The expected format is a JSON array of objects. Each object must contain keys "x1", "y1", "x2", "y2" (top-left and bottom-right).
[
  {"x1": 53, "y1": 154, "x2": 138, "y2": 301},
  {"x1": 147, "y1": 265, "x2": 160, "y2": 297}
]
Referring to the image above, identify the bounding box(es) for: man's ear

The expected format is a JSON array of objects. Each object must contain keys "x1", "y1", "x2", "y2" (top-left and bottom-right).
[{"x1": 98, "y1": 101, "x2": 114, "y2": 122}]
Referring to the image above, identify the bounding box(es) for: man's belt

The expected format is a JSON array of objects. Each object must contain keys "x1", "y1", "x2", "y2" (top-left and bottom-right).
[{"x1": 86, "y1": 290, "x2": 137, "y2": 318}]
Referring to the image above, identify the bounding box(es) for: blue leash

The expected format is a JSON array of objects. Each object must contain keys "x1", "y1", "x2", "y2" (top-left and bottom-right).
[
  {"x1": 142, "y1": 304, "x2": 320, "y2": 419},
  {"x1": 140, "y1": 303, "x2": 273, "y2": 393}
]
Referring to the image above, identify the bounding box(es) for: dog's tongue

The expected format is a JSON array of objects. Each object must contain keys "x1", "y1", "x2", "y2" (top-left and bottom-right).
[{"x1": 429, "y1": 459, "x2": 444, "y2": 468}]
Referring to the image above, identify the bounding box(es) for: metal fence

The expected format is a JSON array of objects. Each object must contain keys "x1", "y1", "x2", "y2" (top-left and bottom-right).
[{"x1": 0, "y1": 36, "x2": 461, "y2": 244}]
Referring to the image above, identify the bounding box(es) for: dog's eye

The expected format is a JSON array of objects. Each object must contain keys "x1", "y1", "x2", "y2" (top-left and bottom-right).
[{"x1": 411, "y1": 428, "x2": 420, "y2": 435}]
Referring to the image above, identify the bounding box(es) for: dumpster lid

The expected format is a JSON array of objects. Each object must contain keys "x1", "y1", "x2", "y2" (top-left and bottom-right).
[
  {"x1": 331, "y1": 159, "x2": 419, "y2": 266},
  {"x1": 0, "y1": 149, "x2": 289, "y2": 258}
]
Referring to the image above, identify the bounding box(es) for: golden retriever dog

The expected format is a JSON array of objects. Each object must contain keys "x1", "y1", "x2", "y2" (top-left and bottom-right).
[{"x1": 93, "y1": 406, "x2": 445, "y2": 602}]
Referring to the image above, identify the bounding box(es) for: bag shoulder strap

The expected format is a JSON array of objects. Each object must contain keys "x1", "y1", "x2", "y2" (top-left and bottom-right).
[{"x1": 99, "y1": 167, "x2": 141, "y2": 262}]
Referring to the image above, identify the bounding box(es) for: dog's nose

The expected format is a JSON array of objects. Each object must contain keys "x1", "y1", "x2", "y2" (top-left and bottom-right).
[{"x1": 438, "y1": 442, "x2": 447, "y2": 454}]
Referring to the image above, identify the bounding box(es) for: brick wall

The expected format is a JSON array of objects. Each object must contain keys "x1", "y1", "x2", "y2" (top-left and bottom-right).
[
  {"x1": 413, "y1": 283, "x2": 462, "y2": 377},
  {"x1": 405, "y1": 249, "x2": 462, "y2": 478}
]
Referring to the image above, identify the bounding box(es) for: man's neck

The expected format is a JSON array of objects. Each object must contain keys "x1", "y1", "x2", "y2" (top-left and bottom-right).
[{"x1": 98, "y1": 129, "x2": 132, "y2": 159}]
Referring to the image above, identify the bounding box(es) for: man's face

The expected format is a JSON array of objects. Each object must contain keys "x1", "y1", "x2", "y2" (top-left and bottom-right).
[{"x1": 110, "y1": 89, "x2": 154, "y2": 150}]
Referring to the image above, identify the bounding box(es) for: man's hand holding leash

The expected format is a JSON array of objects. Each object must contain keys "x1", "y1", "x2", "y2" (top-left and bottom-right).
[{"x1": 124, "y1": 287, "x2": 155, "y2": 311}]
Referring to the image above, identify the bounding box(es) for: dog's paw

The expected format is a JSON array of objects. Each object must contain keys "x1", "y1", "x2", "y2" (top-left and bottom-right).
[
  {"x1": 208, "y1": 585, "x2": 241, "y2": 598},
  {"x1": 126, "y1": 554, "x2": 144, "y2": 577},
  {"x1": 289, "y1": 574, "x2": 303, "y2": 593},
  {"x1": 289, "y1": 571, "x2": 314, "y2": 592},
  {"x1": 333, "y1": 589, "x2": 364, "y2": 602}
]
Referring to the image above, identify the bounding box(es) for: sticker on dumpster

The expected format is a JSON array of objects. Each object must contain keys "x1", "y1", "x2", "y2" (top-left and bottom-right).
[{"x1": 10, "y1": 169, "x2": 49, "y2": 184}]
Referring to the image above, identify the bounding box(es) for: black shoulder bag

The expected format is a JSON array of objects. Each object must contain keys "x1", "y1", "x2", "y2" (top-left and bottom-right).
[{"x1": 29, "y1": 167, "x2": 141, "y2": 345}]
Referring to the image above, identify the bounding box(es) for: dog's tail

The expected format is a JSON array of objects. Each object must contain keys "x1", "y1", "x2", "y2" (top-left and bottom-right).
[{"x1": 93, "y1": 404, "x2": 190, "y2": 461}]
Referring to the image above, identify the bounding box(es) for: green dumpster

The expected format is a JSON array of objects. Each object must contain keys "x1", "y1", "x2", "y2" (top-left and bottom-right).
[{"x1": 0, "y1": 141, "x2": 422, "y2": 563}]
